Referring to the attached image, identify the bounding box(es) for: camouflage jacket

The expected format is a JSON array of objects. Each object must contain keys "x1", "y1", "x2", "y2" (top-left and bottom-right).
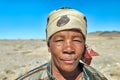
[{"x1": 16, "y1": 62, "x2": 107, "y2": 80}]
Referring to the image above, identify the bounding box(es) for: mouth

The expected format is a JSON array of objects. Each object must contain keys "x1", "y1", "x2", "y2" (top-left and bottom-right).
[{"x1": 61, "y1": 58, "x2": 77, "y2": 64}]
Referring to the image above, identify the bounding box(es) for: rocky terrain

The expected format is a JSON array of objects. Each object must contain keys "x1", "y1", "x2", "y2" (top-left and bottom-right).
[{"x1": 0, "y1": 31, "x2": 120, "y2": 80}]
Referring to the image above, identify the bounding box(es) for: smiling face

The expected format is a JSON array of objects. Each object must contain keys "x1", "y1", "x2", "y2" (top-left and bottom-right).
[{"x1": 48, "y1": 29, "x2": 85, "y2": 73}]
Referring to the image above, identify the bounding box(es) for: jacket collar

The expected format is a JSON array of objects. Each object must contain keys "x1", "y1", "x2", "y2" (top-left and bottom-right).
[{"x1": 46, "y1": 61, "x2": 89, "y2": 80}]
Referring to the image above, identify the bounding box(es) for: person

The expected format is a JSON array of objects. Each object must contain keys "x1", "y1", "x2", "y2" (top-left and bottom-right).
[{"x1": 16, "y1": 7, "x2": 107, "y2": 80}]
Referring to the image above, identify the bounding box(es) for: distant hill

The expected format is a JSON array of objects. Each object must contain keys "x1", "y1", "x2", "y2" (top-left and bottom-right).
[{"x1": 88, "y1": 31, "x2": 120, "y2": 37}]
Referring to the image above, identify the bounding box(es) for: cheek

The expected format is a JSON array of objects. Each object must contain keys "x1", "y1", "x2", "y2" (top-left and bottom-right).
[
  {"x1": 48, "y1": 43, "x2": 62, "y2": 55},
  {"x1": 75, "y1": 44, "x2": 85, "y2": 59},
  {"x1": 49, "y1": 44, "x2": 62, "y2": 65},
  {"x1": 75, "y1": 44, "x2": 84, "y2": 52}
]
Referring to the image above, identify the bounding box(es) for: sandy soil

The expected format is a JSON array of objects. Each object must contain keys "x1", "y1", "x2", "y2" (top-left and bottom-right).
[{"x1": 0, "y1": 36, "x2": 120, "y2": 80}]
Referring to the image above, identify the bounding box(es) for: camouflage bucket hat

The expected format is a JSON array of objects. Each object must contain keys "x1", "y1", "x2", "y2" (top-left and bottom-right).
[{"x1": 46, "y1": 7, "x2": 87, "y2": 42}]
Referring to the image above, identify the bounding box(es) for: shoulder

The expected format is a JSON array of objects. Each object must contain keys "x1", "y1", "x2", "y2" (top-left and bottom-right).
[
  {"x1": 83, "y1": 64, "x2": 107, "y2": 80},
  {"x1": 16, "y1": 62, "x2": 49, "y2": 80}
]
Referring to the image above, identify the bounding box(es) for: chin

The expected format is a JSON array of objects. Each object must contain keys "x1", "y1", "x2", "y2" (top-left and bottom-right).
[{"x1": 60, "y1": 65, "x2": 77, "y2": 73}]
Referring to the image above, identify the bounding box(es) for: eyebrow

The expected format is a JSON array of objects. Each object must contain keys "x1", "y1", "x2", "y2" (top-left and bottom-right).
[
  {"x1": 53, "y1": 35, "x2": 83, "y2": 40},
  {"x1": 53, "y1": 35, "x2": 64, "y2": 39},
  {"x1": 73, "y1": 35, "x2": 83, "y2": 38}
]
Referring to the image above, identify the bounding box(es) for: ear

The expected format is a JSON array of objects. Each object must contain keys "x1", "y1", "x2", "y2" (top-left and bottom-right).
[
  {"x1": 81, "y1": 45, "x2": 86, "y2": 59},
  {"x1": 81, "y1": 44, "x2": 86, "y2": 59},
  {"x1": 48, "y1": 47, "x2": 51, "y2": 52}
]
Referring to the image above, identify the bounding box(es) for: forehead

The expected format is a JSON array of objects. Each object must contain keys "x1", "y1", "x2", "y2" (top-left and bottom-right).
[{"x1": 52, "y1": 29, "x2": 83, "y2": 37}]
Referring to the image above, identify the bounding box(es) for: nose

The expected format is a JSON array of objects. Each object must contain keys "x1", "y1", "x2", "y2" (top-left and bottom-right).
[{"x1": 62, "y1": 40, "x2": 75, "y2": 54}]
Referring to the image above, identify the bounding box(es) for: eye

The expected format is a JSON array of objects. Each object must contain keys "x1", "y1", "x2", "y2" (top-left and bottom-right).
[
  {"x1": 73, "y1": 40, "x2": 82, "y2": 42},
  {"x1": 52, "y1": 36, "x2": 64, "y2": 42},
  {"x1": 55, "y1": 39, "x2": 64, "y2": 42},
  {"x1": 73, "y1": 38, "x2": 83, "y2": 42}
]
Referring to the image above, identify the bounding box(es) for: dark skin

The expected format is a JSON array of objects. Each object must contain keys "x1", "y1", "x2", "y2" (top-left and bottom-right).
[{"x1": 48, "y1": 29, "x2": 85, "y2": 80}]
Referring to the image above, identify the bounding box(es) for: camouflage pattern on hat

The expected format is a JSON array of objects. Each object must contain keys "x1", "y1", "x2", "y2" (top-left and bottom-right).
[{"x1": 46, "y1": 7, "x2": 87, "y2": 42}]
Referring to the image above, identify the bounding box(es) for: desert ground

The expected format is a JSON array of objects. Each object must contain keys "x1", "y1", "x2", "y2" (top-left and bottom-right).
[{"x1": 0, "y1": 31, "x2": 120, "y2": 80}]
